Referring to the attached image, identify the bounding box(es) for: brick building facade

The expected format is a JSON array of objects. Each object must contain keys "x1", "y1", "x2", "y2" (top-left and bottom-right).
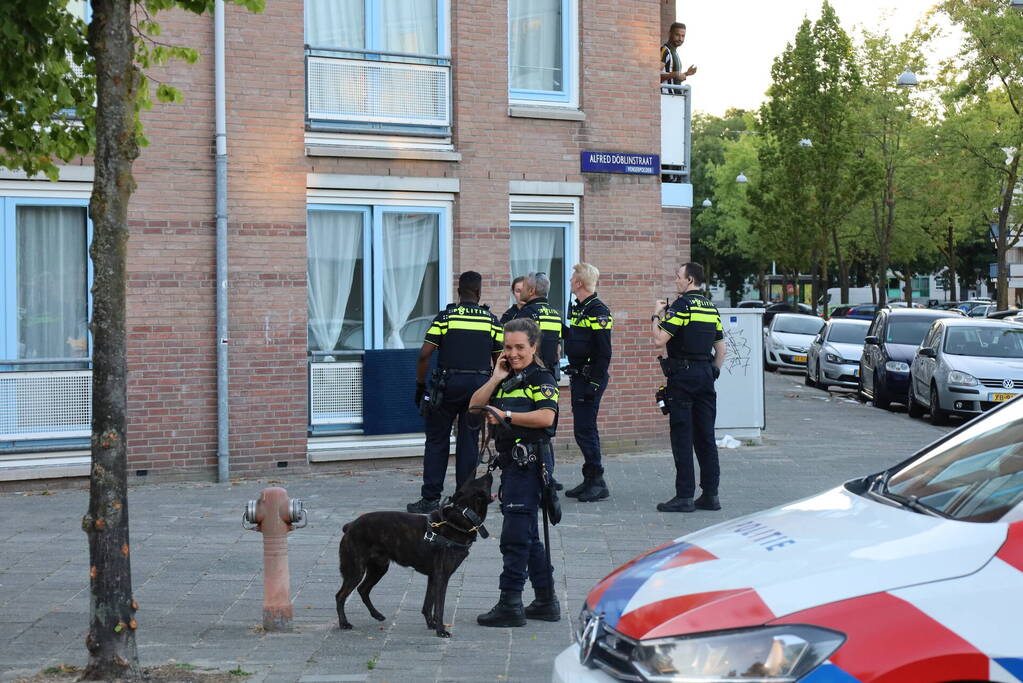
[{"x1": 0, "y1": 0, "x2": 692, "y2": 483}]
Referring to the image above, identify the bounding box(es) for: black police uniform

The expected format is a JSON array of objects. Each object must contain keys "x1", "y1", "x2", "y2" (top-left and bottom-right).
[
  {"x1": 658, "y1": 292, "x2": 723, "y2": 502},
  {"x1": 563, "y1": 293, "x2": 613, "y2": 496},
  {"x1": 490, "y1": 363, "x2": 559, "y2": 595},
  {"x1": 515, "y1": 297, "x2": 563, "y2": 379},
  {"x1": 419, "y1": 301, "x2": 503, "y2": 502},
  {"x1": 499, "y1": 304, "x2": 520, "y2": 325}
]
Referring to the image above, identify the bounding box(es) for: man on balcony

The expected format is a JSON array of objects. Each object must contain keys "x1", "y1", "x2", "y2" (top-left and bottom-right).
[
  {"x1": 660, "y1": 22, "x2": 696, "y2": 95},
  {"x1": 407, "y1": 271, "x2": 504, "y2": 514}
]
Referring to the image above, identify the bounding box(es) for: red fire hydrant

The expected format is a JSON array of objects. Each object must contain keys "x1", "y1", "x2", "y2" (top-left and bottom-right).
[{"x1": 242, "y1": 487, "x2": 307, "y2": 631}]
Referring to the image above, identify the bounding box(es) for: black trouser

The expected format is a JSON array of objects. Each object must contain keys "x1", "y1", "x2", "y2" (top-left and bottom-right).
[
  {"x1": 421, "y1": 373, "x2": 488, "y2": 500},
  {"x1": 497, "y1": 443, "x2": 555, "y2": 592},
  {"x1": 665, "y1": 363, "x2": 719, "y2": 498},
  {"x1": 569, "y1": 373, "x2": 608, "y2": 476}
]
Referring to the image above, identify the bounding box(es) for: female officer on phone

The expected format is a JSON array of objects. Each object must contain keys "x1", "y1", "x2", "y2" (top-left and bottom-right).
[{"x1": 470, "y1": 317, "x2": 561, "y2": 627}]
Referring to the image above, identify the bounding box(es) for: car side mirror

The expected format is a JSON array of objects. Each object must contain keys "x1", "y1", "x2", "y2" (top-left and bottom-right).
[
  {"x1": 919, "y1": 347, "x2": 937, "y2": 358},
  {"x1": 864, "y1": 335, "x2": 879, "y2": 345}
]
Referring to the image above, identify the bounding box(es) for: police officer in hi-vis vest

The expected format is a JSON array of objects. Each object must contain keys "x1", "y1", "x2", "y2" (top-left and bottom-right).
[
  {"x1": 514, "y1": 273, "x2": 563, "y2": 380},
  {"x1": 563, "y1": 263, "x2": 613, "y2": 502},
  {"x1": 651, "y1": 262, "x2": 726, "y2": 513},
  {"x1": 408, "y1": 271, "x2": 504, "y2": 514}
]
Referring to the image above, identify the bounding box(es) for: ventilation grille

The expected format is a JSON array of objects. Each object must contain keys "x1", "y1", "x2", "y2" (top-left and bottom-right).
[
  {"x1": 307, "y1": 56, "x2": 450, "y2": 127},
  {"x1": 310, "y1": 362, "x2": 363, "y2": 426},
  {"x1": 510, "y1": 201, "x2": 576, "y2": 216},
  {"x1": 0, "y1": 371, "x2": 91, "y2": 441}
]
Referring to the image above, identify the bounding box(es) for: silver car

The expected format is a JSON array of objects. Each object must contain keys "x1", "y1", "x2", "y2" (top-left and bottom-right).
[
  {"x1": 764, "y1": 313, "x2": 824, "y2": 371},
  {"x1": 805, "y1": 318, "x2": 870, "y2": 389},
  {"x1": 908, "y1": 318, "x2": 1023, "y2": 425}
]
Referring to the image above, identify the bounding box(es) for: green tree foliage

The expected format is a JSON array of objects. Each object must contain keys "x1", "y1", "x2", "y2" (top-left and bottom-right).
[
  {"x1": 940, "y1": 0, "x2": 1023, "y2": 309},
  {"x1": 0, "y1": 1, "x2": 262, "y2": 679}
]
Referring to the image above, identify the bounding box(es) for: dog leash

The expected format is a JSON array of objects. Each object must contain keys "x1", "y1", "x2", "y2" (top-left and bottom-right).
[{"x1": 468, "y1": 405, "x2": 512, "y2": 474}]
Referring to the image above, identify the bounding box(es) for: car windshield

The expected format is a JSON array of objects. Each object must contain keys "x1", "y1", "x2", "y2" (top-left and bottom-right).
[
  {"x1": 943, "y1": 326, "x2": 1023, "y2": 358},
  {"x1": 888, "y1": 400, "x2": 1023, "y2": 522},
  {"x1": 885, "y1": 319, "x2": 935, "y2": 345},
  {"x1": 774, "y1": 317, "x2": 823, "y2": 335},
  {"x1": 828, "y1": 323, "x2": 867, "y2": 344}
]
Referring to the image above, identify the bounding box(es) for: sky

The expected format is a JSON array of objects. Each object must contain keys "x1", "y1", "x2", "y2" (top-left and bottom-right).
[{"x1": 677, "y1": 0, "x2": 960, "y2": 116}]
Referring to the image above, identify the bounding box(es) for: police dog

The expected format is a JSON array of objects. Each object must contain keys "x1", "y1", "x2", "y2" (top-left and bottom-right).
[{"x1": 336, "y1": 472, "x2": 494, "y2": 638}]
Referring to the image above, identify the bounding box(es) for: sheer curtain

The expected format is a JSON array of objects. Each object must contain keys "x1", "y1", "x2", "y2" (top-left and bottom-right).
[
  {"x1": 509, "y1": 0, "x2": 563, "y2": 92},
  {"x1": 16, "y1": 206, "x2": 88, "y2": 359},
  {"x1": 381, "y1": 213, "x2": 437, "y2": 349},
  {"x1": 381, "y1": 0, "x2": 439, "y2": 54},
  {"x1": 511, "y1": 224, "x2": 559, "y2": 280},
  {"x1": 308, "y1": 211, "x2": 363, "y2": 356},
  {"x1": 306, "y1": 0, "x2": 365, "y2": 50}
]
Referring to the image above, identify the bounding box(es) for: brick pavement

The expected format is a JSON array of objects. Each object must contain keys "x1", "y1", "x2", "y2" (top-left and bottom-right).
[{"x1": 0, "y1": 371, "x2": 949, "y2": 682}]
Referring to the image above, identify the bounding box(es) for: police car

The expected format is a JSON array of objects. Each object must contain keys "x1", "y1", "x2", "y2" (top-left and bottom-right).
[{"x1": 554, "y1": 397, "x2": 1023, "y2": 683}]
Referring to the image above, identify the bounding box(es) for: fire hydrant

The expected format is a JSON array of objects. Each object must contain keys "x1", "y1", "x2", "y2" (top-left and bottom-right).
[{"x1": 242, "y1": 487, "x2": 307, "y2": 631}]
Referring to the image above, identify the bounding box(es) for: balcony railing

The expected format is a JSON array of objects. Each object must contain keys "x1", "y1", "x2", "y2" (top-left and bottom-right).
[
  {"x1": 661, "y1": 84, "x2": 692, "y2": 208},
  {"x1": 306, "y1": 46, "x2": 451, "y2": 134},
  {"x1": 0, "y1": 365, "x2": 91, "y2": 442}
]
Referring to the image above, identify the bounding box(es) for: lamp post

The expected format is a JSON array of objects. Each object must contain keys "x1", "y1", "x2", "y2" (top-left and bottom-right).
[
  {"x1": 735, "y1": 172, "x2": 748, "y2": 184},
  {"x1": 896, "y1": 68, "x2": 919, "y2": 88}
]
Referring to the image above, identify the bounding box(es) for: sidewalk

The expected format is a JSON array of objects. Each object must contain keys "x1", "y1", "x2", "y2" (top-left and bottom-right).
[{"x1": 0, "y1": 373, "x2": 946, "y2": 682}]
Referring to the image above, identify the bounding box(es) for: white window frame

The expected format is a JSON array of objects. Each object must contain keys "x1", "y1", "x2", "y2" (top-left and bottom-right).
[
  {"x1": 509, "y1": 195, "x2": 580, "y2": 316},
  {"x1": 508, "y1": 0, "x2": 579, "y2": 109}
]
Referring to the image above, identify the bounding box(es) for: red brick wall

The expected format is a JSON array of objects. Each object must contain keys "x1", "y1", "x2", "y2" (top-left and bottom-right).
[{"x1": 118, "y1": 0, "x2": 688, "y2": 478}]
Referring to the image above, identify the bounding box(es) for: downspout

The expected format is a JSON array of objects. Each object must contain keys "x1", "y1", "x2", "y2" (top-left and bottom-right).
[{"x1": 215, "y1": 0, "x2": 230, "y2": 482}]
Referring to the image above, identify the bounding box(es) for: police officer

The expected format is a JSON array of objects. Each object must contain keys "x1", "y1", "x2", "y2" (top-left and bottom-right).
[
  {"x1": 407, "y1": 271, "x2": 504, "y2": 514},
  {"x1": 471, "y1": 317, "x2": 561, "y2": 626},
  {"x1": 563, "y1": 263, "x2": 613, "y2": 502},
  {"x1": 500, "y1": 276, "x2": 528, "y2": 324},
  {"x1": 651, "y1": 263, "x2": 726, "y2": 513},
  {"x1": 515, "y1": 273, "x2": 563, "y2": 380}
]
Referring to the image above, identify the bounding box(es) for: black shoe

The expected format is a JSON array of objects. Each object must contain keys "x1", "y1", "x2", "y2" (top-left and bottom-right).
[
  {"x1": 477, "y1": 590, "x2": 526, "y2": 627},
  {"x1": 565, "y1": 479, "x2": 588, "y2": 498},
  {"x1": 694, "y1": 494, "x2": 721, "y2": 511},
  {"x1": 656, "y1": 496, "x2": 695, "y2": 513},
  {"x1": 552, "y1": 478, "x2": 564, "y2": 491},
  {"x1": 406, "y1": 497, "x2": 440, "y2": 514},
  {"x1": 524, "y1": 585, "x2": 561, "y2": 622},
  {"x1": 577, "y1": 478, "x2": 609, "y2": 503}
]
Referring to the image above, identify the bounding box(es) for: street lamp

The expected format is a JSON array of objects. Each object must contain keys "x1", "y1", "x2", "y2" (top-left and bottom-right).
[
  {"x1": 702, "y1": 198, "x2": 713, "y2": 207},
  {"x1": 736, "y1": 172, "x2": 748, "y2": 184},
  {"x1": 798, "y1": 138, "x2": 813, "y2": 148},
  {"x1": 896, "y1": 68, "x2": 919, "y2": 88}
]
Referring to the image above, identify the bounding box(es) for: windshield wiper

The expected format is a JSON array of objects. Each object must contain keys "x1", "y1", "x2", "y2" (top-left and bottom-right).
[{"x1": 866, "y1": 470, "x2": 951, "y2": 518}]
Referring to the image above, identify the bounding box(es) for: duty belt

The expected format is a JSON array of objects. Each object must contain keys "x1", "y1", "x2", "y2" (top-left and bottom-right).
[
  {"x1": 444, "y1": 369, "x2": 492, "y2": 376},
  {"x1": 659, "y1": 356, "x2": 711, "y2": 377},
  {"x1": 564, "y1": 364, "x2": 592, "y2": 380}
]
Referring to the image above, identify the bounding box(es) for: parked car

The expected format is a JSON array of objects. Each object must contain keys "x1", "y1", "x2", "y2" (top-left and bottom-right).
[
  {"x1": 762, "y1": 301, "x2": 814, "y2": 326},
  {"x1": 859, "y1": 307, "x2": 964, "y2": 408},
  {"x1": 764, "y1": 313, "x2": 825, "y2": 371},
  {"x1": 805, "y1": 318, "x2": 870, "y2": 389},
  {"x1": 554, "y1": 397, "x2": 1023, "y2": 683},
  {"x1": 968, "y1": 303, "x2": 996, "y2": 318},
  {"x1": 933, "y1": 301, "x2": 962, "y2": 310},
  {"x1": 958, "y1": 299, "x2": 993, "y2": 315},
  {"x1": 887, "y1": 300, "x2": 926, "y2": 309},
  {"x1": 829, "y1": 303, "x2": 877, "y2": 321},
  {"x1": 908, "y1": 318, "x2": 1023, "y2": 425},
  {"x1": 988, "y1": 309, "x2": 1021, "y2": 320},
  {"x1": 737, "y1": 300, "x2": 767, "y2": 308}
]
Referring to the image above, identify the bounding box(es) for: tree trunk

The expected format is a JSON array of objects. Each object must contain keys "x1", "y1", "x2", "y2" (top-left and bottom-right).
[
  {"x1": 869, "y1": 277, "x2": 877, "y2": 304},
  {"x1": 81, "y1": 0, "x2": 142, "y2": 679},
  {"x1": 810, "y1": 250, "x2": 820, "y2": 315},
  {"x1": 946, "y1": 220, "x2": 958, "y2": 302},
  {"x1": 829, "y1": 226, "x2": 849, "y2": 304},
  {"x1": 995, "y1": 154, "x2": 1020, "y2": 311},
  {"x1": 903, "y1": 271, "x2": 913, "y2": 306}
]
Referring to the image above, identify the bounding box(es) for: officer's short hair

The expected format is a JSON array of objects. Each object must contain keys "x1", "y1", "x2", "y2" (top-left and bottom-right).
[
  {"x1": 527, "y1": 272, "x2": 550, "y2": 298},
  {"x1": 572, "y1": 263, "x2": 599, "y2": 291},
  {"x1": 503, "y1": 317, "x2": 544, "y2": 365},
  {"x1": 458, "y1": 271, "x2": 482, "y2": 299},
  {"x1": 680, "y1": 262, "x2": 705, "y2": 286},
  {"x1": 511, "y1": 275, "x2": 527, "y2": 292}
]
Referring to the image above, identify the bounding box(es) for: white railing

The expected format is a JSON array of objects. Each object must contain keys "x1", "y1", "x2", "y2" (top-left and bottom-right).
[
  {"x1": 310, "y1": 362, "x2": 363, "y2": 426},
  {"x1": 660, "y1": 84, "x2": 691, "y2": 178},
  {"x1": 307, "y1": 53, "x2": 451, "y2": 128},
  {"x1": 0, "y1": 370, "x2": 91, "y2": 441}
]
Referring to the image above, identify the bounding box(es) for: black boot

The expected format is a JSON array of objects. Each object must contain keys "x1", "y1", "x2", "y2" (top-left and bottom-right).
[
  {"x1": 477, "y1": 590, "x2": 526, "y2": 627},
  {"x1": 406, "y1": 497, "x2": 439, "y2": 514},
  {"x1": 694, "y1": 493, "x2": 721, "y2": 510},
  {"x1": 565, "y1": 479, "x2": 588, "y2": 498},
  {"x1": 566, "y1": 465, "x2": 601, "y2": 498},
  {"x1": 576, "y1": 477, "x2": 610, "y2": 502},
  {"x1": 524, "y1": 585, "x2": 561, "y2": 622},
  {"x1": 656, "y1": 496, "x2": 695, "y2": 513}
]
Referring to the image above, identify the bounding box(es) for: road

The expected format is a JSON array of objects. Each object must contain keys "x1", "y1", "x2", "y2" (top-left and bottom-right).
[{"x1": 0, "y1": 371, "x2": 951, "y2": 682}]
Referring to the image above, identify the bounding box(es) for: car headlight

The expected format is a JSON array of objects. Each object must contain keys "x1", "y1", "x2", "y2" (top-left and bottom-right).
[
  {"x1": 631, "y1": 625, "x2": 845, "y2": 682},
  {"x1": 947, "y1": 370, "x2": 979, "y2": 386},
  {"x1": 772, "y1": 339, "x2": 786, "y2": 351},
  {"x1": 825, "y1": 353, "x2": 843, "y2": 364},
  {"x1": 884, "y1": 361, "x2": 910, "y2": 373}
]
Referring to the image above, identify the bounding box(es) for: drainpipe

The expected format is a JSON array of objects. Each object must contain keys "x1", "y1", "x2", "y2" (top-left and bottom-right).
[{"x1": 215, "y1": 0, "x2": 230, "y2": 482}]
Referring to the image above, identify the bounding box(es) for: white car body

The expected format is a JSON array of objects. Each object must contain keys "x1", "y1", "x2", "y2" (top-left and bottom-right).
[
  {"x1": 554, "y1": 399, "x2": 1023, "y2": 683},
  {"x1": 764, "y1": 313, "x2": 824, "y2": 370}
]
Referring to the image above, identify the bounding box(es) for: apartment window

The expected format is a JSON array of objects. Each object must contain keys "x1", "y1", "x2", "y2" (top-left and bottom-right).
[
  {"x1": 508, "y1": 0, "x2": 576, "y2": 104},
  {"x1": 305, "y1": 0, "x2": 451, "y2": 134},
  {"x1": 307, "y1": 204, "x2": 447, "y2": 354},
  {"x1": 1, "y1": 198, "x2": 91, "y2": 367},
  {"x1": 508, "y1": 196, "x2": 579, "y2": 317}
]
